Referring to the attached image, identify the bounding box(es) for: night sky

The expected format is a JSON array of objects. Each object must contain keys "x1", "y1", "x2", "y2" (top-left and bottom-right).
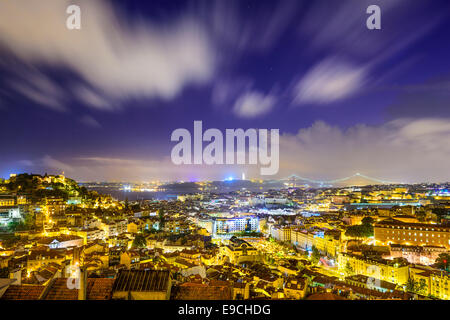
[{"x1": 0, "y1": 0, "x2": 450, "y2": 183}]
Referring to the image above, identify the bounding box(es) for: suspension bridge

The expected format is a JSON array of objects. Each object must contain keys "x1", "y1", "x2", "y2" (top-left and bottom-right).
[{"x1": 281, "y1": 173, "x2": 401, "y2": 185}]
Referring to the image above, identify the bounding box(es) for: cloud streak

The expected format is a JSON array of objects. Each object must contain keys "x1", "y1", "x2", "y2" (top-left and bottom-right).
[
  {"x1": 18, "y1": 118, "x2": 450, "y2": 183},
  {"x1": 279, "y1": 118, "x2": 450, "y2": 183},
  {"x1": 291, "y1": 0, "x2": 447, "y2": 106},
  {"x1": 293, "y1": 57, "x2": 367, "y2": 105},
  {"x1": 233, "y1": 91, "x2": 277, "y2": 118},
  {"x1": 79, "y1": 115, "x2": 102, "y2": 128},
  {"x1": 0, "y1": 0, "x2": 216, "y2": 109}
]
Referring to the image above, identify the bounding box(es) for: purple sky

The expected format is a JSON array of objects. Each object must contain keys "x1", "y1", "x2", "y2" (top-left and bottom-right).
[{"x1": 0, "y1": 0, "x2": 450, "y2": 183}]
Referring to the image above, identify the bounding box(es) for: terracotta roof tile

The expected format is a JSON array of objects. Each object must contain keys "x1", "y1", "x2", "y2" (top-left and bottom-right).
[
  {"x1": 1, "y1": 285, "x2": 45, "y2": 300},
  {"x1": 44, "y1": 278, "x2": 115, "y2": 300},
  {"x1": 172, "y1": 282, "x2": 232, "y2": 300}
]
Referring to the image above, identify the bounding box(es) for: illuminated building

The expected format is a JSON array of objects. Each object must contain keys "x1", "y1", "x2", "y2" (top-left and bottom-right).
[
  {"x1": 45, "y1": 198, "x2": 66, "y2": 216},
  {"x1": 264, "y1": 198, "x2": 288, "y2": 205},
  {"x1": 410, "y1": 265, "x2": 450, "y2": 299},
  {"x1": 337, "y1": 252, "x2": 409, "y2": 286},
  {"x1": 0, "y1": 195, "x2": 15, "y2": 207},
  {"x1": 430, "y1": 272, "x2": 450, "y2": 300},
  {"x1": 323, "y1": 231, "x2": 342, "y2": 258},
  {"x1": 388, "y1": 244, "x2": 446, "y2": 265},
  {"x1": 219, "y1": 237, "x2": 258, "y2": 264},
  {"x1": 100, "y1": 220, "x2": 127, "y2": 237},
  {"x1": 27, "y1": 250, "x2": 66, "y2": 270},
  {"x1": 67, "y1": 197, "x2": 82, "y2": 205},
  {"x1": 0, "y1": 194, "x2": 28, "y2": 210},
  {"x1": 68, "y1": 228, "x2": 105, "y2": 244},
  {"x1": 391, "y1": 214, "x2": 419, "y2": 223},
  {"x1": 212, "y1": 216, "x2": 259, "y2": 236},
  {"x1": 345, "y1": 274, "x2": 397, "y2": 293},
  {"x1": 283, "y1": 278, "x2": 308, "y2": 299},
  {"x1": 290, "y1": 228, "x2": 340, "y2": 257},
  {"x1": 291, "y1": 228, "x2": 314, "y2": 250},
  {"x1": 38, "y1": 235, "x2": 84, "y2": 249},
  {"x1": 374, "y1": 218, "x2": 450, "y2": 248},
  {"x1": 127, "y1": 221, "x2": 140, "y2": 234},
  {"x1": 271, "y1": 226, "x2": 292, "y2": 242},
  {"x1": 0, "y1": 206, "x2": 22, "y2": 227}
]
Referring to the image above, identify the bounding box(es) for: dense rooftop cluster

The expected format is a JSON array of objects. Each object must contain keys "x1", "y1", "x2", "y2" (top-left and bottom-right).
[{"x1": 0, "y1": 173, "x2": 449, "y2": 300}]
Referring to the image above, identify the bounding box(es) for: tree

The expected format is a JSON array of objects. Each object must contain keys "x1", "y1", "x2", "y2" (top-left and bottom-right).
[
  {"x1": 22, "y1": 212, "x2": 35, "y2": 229},
  {"x1": 345, "y1": 217, "x2": 374, "y2": 238},
  {"x1": 361, "y1": 216, "x2": 374, "y2": 225},
  {"x1": 435, "y1": 253, "x2": 450, "y2": 271},
  {"x1": 7, "y1": 220, "x2": 28, "y2": 232},
  {"x1": 245, "y1": 219, "x2": 251, "y2": 232},
  {"x1": 95, "y1": 206, "x2": 103, "y2": 216},
  {"x1": 431, "y1": 207, "x2": 448, "y2": 217},
  {"x1": 296, "y1": 260, "x2": 305, "y2": 271},
  {"x1": 132, "y1": 234, "x2": 147, "y2": 248},
  {"x1": 311, "y1": 246, "x2": 321, "y2": 264},
  {"x1": 235, "y1": 231, "x2": 263, "y2": 237},
  {"x1": 124, "y1": 198, "x2": 129, "y2": 211},
  {"x1": 417, "y1": 279, "x2": 427, "y2": 295},
  {"x1": 0, "y1": 267, "x2": 9, "y2": 278},
  {"x1": 406, "y1": 278, "x2": 427, "y2": 295},
  {"x1": 416, "y1": 209, "x2": 427, "y2": 222},
  {"x1": 405, "y1": 278, "x2": 416, "y2": 292},
  {"x1": 158, "y1": 208, "x2": 165, "y2": 231},
  {"x1": 344, "y1": 261, "x2": 354, "y2": 277},
  {"x1": 0, "y1": 235, "x2": 20, "y2": 248}
]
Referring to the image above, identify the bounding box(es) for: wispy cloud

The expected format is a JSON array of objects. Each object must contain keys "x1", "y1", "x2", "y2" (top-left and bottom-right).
[
  {"x1": 291, "y1": 0, "x2": 447, "y2": 106},
  {"x1": 9, "y1": 69, "x2": 67, "y2": 112},
  {"x1": 233, "y1": 91, "x2": 277, "y2": 118},
  {"x1": 72, "y1": 86, "x2": 114, "y2": 112},
  {"x1": 211, "y1": 77, "x2": 253, "y2": 108},
  {"x1": 298, "y1": 0, "x2": 443, "y2": 59},
  {"x1": 20, "y1": 155, "x2": 74, "y2": 173},
  {"x1": 79, "y1": 115, "x2": 102, "y2": 128},
  {"x1": 206, "y1": 0, "x2": 299, "y2": 53},
  {"x1": 293, "y1": 57, "x2": 367, "y2": 105},
  {"x1": 0, "y1": 0, "x2": 217, "y2": 109}
]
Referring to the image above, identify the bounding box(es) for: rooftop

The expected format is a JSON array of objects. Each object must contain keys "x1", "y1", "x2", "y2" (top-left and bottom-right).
[
  {"x1": 1, "y1": 284, "x2": 45, "y2": 300},
  {"x1": 44, "y1": 278, "x2": 115, "y2": 300},
  {"x1": 112, "y1": 269, "x2": 170, "y2": 292}
]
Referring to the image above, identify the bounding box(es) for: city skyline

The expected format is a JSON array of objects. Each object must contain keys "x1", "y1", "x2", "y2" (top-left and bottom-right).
[
  {"x1": 1, "y1": 0, "x2": 450, "y2": 183},
  {"x1": 1, "y1": 171, "x2": 450, "y2": 302}
]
